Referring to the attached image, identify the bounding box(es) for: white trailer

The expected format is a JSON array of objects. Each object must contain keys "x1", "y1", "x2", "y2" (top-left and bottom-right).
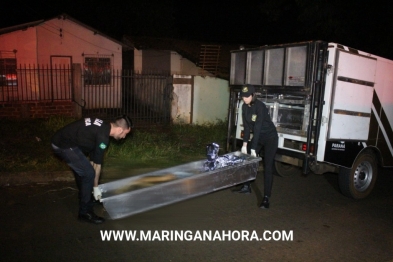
[{"x1": 227, "y1": 41, "x2": 393, "y2": 199}]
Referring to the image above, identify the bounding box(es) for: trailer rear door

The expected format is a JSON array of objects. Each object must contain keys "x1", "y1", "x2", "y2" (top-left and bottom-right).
[{"x1": 328, "y1": 50, "x2": 377, "y2": 140}]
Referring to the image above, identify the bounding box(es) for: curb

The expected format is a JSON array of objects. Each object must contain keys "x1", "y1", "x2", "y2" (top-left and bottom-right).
[{"x1": 0, "y1": 171, "x2": 74, "y2": 186}]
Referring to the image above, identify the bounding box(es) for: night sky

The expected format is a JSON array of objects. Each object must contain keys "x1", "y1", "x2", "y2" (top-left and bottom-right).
[{"x1": 1, "y1": 0, "x2": 393, "y2": 59}]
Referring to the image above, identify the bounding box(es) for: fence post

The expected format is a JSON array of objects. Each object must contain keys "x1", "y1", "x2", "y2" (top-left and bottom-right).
[{"x1": 72, "y1": 63, "x2": 83, "y2": 118}]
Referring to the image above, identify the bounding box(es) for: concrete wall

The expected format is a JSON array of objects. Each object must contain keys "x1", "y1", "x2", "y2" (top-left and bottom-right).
[
  {"x1": 192, "y1": 76, "x2": 229, "y2": 124},
  {"x1": 171, "y1": 75, "x2": 230, "y2": 124},
  {"x1": 172, "y1": 75, "x2": 192, "y2": 123}
]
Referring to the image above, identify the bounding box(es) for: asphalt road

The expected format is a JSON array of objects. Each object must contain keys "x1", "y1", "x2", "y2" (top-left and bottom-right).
[{"x1": 1, "y1": 168, "x2": 393, "y2": 261}]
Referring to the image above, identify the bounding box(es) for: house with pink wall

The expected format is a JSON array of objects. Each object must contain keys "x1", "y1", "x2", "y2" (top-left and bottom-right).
[{"x1": 0, "y1": 13, "x2": 127, "y2": 117}]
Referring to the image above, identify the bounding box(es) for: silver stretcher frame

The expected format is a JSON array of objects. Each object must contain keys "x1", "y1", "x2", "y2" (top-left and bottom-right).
[{"x1": 99, "y1": 152, "x2": 261, "y2": 219}]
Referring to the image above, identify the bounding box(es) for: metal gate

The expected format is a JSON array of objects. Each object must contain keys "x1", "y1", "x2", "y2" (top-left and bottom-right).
[{"x1": 81, "y1": 70, "x2": 173, "y2": 127}]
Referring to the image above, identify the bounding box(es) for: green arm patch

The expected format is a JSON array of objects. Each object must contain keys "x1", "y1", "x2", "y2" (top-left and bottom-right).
[{"x1": 99, "y1": 142, "x2": 107, "y2": 149}]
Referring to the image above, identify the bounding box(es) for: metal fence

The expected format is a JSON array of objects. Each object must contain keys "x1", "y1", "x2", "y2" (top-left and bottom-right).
[
  {"x1": 0, "y1": 64, "x2": 72, "y2": 102},
  {"x1": 81, "y1": 70, "x2": 173, "y2": 127},
  {"x1": 0, "y1": 65, "x2": 173, "y2": 127}
]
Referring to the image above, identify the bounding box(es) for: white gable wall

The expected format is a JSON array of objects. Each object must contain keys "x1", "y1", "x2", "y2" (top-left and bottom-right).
[
  {"x1": 134, "y1": 49, "x2": 199, "y2": 75},
  {"x1": 179, "y1": 57, "x2": 199, "y2": 75},
  {"x1": 37, "y1": 18, "x2": 122, "y2": 68},
  {"x1": 170, "y1": 51, "x2": 181, "y2": 73},
  {"x1": 0, "y1": 27, "x2": 38, "y2": 64},
  {"x1": 134, "y1": 49, "x2": 143, "y2": 73},
  {"x1": 0, "y1": 17, "x2": 122, "y2": 69},
  {"x1": 170, "y1": 51, "x2": 199, "y2": 75}
]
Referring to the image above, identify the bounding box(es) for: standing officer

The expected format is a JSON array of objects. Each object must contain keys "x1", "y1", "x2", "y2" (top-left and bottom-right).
[
  {"x1": 234, "y1": 85, "x2": 278, "y2": 209},
  {"x1": 52, "y1": 115, "x2": 132, "y2": 223}
]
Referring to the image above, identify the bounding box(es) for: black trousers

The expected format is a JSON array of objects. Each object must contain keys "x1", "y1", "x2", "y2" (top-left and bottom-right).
[
  {"x1": 52, "y1": 144, "x2": 94, "y2": 215},
  {"x1": 248, "y1": 132, "x2": 278, "y2": 197}
]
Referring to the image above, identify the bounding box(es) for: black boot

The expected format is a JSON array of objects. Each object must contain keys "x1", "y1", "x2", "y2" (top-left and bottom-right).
[
  {"x1": 259, "y1": 196, "x2": 270, "y2": 209},
  {"x1": 78, "y1": 211, "x2": 105, "y2": 224},
  {"x1": 233, "y1": 183, "x2": 251, "y2": 194}
]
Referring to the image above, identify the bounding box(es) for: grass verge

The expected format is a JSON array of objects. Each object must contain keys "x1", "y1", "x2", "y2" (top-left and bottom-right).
[{"x1": 0, "y1": 117, "x2": 229, "y2": 173}]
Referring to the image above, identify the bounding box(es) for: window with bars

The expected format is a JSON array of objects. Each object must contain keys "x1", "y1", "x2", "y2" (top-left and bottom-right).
[
  {"x1": 83, "y1": 56, "x2": 112, "y2": 85},
  {"x1": 0, "y1": 51, "x2": 17, "y2": 87}
]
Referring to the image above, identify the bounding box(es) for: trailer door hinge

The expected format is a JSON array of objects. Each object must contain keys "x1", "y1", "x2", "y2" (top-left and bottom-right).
[
  {"x1": 327, "y1": 64, "x2": 333, "y2": 75},
  {"x1": 321, "y1": 116, "x2": 328, "y2": 125}
]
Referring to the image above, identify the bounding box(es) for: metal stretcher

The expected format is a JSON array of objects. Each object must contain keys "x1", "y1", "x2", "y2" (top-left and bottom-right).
[{"x1": 99, "y1": 152, "x2": 261, "y2": 219}]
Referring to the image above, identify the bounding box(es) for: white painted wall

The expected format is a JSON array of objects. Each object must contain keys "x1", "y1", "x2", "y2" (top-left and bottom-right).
[
  {"x1": 0, "y1": 17, "x2": 123, "y2": 108},
  {"x1": 134, "y1": 49, "x2": 143, "y2": 72},
  {"x1": 192, "y1": 76, "x2": 230, "y2": 124},
  {"x1": 36, "y1": 18, "x2": 122, "y2": 68},
  {"x1": 170, "y1": 51, "x2": 182, "y2": 74},
  {"x1": 172, "y1": 75, "x2": 192, "y2": 123},
  {"x1": 135, "y1": 49, "x2": 200, "y2": 75},
  {"x1": 0, "y1": 27, "x2": 38, "y2": 64},
  {"x1": 171, "y1": 75, "x2": 230, "y2": 124},
  {"x1": 0, "y1": 17, "x2": 122, "y2": 69},
  {"x1": 133, "y1": 49, "x2": 229, "y2": 125},
  {"x1": 170, "y1": 51, "x2": 199, "y2": 75},
  {"x1": 180, "y1": 58, "x2": 199, "y2": 75}
]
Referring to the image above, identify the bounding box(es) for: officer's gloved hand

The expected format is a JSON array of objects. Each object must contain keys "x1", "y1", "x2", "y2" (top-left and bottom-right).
[
  {"x1": 251, "y1": 149, "x2": 257, "y2": 157},
  {"x1": 93, "y1": 187, "x2": 102, "y2": 201},
  {"x1": 241, "y1": 146, "x2": 247, "y2": 154}
]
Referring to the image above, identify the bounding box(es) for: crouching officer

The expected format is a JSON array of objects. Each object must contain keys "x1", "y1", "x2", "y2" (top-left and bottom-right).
[{"x1": 51, "y1": 115, "x2": 132, "y2": 224}]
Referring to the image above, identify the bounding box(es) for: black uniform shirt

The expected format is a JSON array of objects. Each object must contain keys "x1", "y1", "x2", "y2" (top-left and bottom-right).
[
  {"x1": 242, "y1": 99, "x2": 276, "y2": 150},
  {"x1": 51, "y1": 118, "x2": 111, "y2": 164}
]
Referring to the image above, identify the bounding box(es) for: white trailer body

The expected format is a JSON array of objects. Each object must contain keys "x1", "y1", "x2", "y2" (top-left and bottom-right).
[{"x1": 227, "y1": 41, "x2": 393, "y2": 199}]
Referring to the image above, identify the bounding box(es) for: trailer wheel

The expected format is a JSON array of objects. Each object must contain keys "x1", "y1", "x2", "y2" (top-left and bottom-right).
[
  {"x1": 338, "y1": 151, "x2": 378, "y2": 199},
  {"x1": 274, "y1": 161, "x2": 301, "y2": 177}
]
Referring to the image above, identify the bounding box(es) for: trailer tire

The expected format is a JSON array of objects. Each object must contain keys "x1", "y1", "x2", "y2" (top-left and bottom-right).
[
  {"x1": 274, "y1": 161, "x2": 301, "y2": 177},
  {"x1": 338, "y1": 151, "x2": 378, "y2": 199}
]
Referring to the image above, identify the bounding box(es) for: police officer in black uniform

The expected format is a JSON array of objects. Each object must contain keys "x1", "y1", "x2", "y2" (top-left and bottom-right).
[
  {"x1": 234, "y1": 85, "x2": 278, "y2": 209},
  {"x1": 51, "y1": 115, "x2": 132, "y2": 223}
]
